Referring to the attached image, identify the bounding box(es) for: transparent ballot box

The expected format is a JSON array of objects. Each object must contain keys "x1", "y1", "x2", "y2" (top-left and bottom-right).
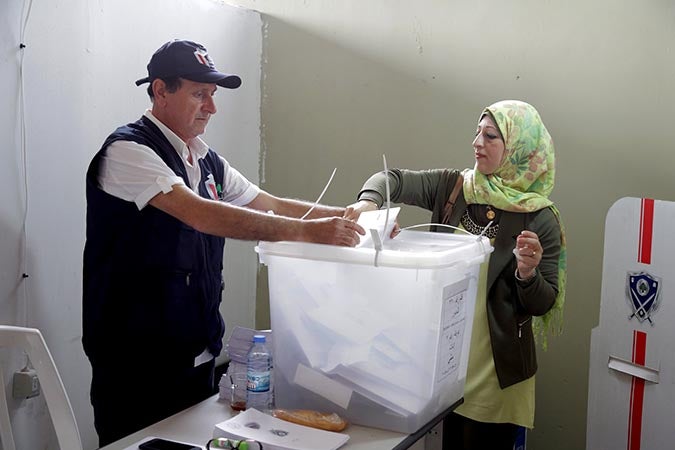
[{"x1": 256, "y1": 230, "x2": 492, "y2": 433}]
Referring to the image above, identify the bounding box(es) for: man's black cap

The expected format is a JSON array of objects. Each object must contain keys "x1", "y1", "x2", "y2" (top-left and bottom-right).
[{"x1": 135, "y1": 39, "x2": 242, "y2": 89}]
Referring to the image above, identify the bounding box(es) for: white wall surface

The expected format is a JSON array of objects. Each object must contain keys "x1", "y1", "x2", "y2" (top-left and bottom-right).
[{"x1": 1, "y1": 1, "x2": 261, "y2": 448}]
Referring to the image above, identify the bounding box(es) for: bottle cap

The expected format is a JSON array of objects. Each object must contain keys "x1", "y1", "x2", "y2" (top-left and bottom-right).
[{"x1": 253, "y1": 335, "x2": 266, "y2": 343}]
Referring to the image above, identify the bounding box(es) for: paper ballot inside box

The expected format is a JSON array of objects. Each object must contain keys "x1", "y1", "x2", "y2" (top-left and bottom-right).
[{"x1": 214, "y1": 408, "x2": 349, "y2": 450}]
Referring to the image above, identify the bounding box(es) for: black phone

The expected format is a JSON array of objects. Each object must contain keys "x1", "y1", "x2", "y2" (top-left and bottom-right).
[{"x1": 138, "y1": 437, "x2": 201, "y2": 450}]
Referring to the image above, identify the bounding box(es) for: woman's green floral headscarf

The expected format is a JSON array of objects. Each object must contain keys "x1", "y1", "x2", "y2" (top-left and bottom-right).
[{"x1": 464, "y1": 100, "x2": 567, "y2": 347}]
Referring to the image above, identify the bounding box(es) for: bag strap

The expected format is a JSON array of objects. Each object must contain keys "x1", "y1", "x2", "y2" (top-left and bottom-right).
[{"x1": 442, "y1": 173, "x2": 464, "y2": 225}]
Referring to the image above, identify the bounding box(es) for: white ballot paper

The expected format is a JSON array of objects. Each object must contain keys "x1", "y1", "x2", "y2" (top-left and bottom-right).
[
  {"x1": 214, "y1": 408, "x2": 349, "y2": 450},
  {"x1": 356, "y1": 207, "x2": 400, "y2": 248}
]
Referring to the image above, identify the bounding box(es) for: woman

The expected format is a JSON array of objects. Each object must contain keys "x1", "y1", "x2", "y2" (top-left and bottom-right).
[{"x1": 345, "y1": 100, "x2": 566, "y2": 450}]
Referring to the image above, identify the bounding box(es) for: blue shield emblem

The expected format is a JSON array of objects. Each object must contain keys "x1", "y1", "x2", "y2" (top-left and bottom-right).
[{"x1": 627, "y1": 272, "x2": 661, "y2": 324}]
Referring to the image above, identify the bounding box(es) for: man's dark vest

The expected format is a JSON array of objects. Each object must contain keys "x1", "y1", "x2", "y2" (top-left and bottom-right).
[{"x1": 83, "y1": 116, "x2": 226, "y2": 368}]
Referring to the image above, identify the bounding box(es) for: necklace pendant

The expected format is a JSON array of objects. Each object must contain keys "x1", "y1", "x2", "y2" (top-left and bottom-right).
[{"x1": 486, "y1": 207, "x2": 496, "y2": 221}]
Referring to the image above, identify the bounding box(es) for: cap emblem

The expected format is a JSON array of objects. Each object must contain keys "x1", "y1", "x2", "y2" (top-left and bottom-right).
[{"x1": 193, "y1": 49, "x2": 214, "y2": 68}]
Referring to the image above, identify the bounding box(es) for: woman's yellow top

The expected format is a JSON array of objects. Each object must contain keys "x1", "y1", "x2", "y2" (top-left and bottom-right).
[{"x1": 454, "y1": 254, "x2": 535, "y2": 428}]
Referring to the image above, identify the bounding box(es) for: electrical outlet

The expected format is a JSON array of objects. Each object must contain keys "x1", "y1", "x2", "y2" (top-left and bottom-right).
[{"x1": 12, "y1": 368, "x2": 40, "y2": 399}]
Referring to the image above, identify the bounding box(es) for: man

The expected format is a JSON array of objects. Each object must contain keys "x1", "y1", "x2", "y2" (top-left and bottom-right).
[{"x1": 82, "y1": 39, "x2": 364, "y2": 446}]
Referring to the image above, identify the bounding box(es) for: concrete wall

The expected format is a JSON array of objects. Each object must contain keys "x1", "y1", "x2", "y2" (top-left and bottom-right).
[{"x1": 226, "y1": 1, "x2": 675, "y2": 449}]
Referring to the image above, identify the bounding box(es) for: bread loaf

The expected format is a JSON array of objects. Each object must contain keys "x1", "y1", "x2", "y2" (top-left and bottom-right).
[{"x1": 272, "y1": 409, "x2": 348, "y2": 432}]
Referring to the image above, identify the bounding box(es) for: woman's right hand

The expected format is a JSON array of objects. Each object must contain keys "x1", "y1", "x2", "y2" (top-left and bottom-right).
[{"x1": 343, "y1": 199, "x2": 378, "y2": 221}]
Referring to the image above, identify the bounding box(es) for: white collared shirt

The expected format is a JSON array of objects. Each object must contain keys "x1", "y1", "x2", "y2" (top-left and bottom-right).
[{"x1": 98, "y1": 110, "x2": 260, "y2": 210}]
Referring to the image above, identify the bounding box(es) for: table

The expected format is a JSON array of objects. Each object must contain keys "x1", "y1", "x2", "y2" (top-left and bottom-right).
[{"x1": 101, "y1": 395, "x2": 459, "y2": 450}]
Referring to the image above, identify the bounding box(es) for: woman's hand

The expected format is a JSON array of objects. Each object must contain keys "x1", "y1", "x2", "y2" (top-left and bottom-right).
[
  {"x1": 514, "y1": 230, "x2": 542, "y2": 280},
  {"x1": 344, "y1": 200, "x2": 401, "y2": 239},
  {"x1": 343, "y1": 199, "x2": 378, "y2": 221}
]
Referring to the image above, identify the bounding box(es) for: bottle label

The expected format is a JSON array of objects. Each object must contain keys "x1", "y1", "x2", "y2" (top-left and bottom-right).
[{"x1": 247, "y1": 370, "x2": 270, "y2": 392}]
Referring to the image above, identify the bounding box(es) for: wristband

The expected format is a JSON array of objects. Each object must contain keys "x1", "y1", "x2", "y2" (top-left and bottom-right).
[
  {"x1": 360, "y1": 198, "x2": 380, "y2": 209},
  {"x1": 515, "y1": 268, "x2": 536, "y2": 283}
]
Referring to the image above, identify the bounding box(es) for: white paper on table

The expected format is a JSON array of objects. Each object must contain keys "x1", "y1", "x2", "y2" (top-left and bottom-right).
[
  {"x1": 356, "y1": 207, "x2": 400, "y2": 248},
  {"x1": 214, "y1": 408, "x2": 349, "y2": 450}
]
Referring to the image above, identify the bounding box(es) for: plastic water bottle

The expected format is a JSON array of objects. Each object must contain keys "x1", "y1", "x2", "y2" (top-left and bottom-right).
[{"x1": 246, "y1": 334, "x2": 273, "y2": 412}]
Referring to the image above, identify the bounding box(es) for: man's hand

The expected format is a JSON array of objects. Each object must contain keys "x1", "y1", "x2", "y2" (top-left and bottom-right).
[{"x1": 303, "y1": 217, "x2": 366, "y2": 247}]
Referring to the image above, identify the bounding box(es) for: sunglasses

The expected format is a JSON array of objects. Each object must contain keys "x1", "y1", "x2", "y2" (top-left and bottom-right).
[{"x1": 205, "y1": 438, "x2": 263, "y2": 450}]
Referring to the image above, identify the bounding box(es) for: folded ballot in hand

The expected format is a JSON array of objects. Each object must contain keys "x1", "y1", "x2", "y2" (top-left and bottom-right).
[
  {"x1": 356, "y1": 207, "x2": 400, "y2": 248},
  {"x1": 213, "y1": 408, "x2": 349, "y2": 450}
]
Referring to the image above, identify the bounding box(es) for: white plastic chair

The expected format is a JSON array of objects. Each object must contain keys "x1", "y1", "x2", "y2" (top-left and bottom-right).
[{"x1": 0, "y1": 325, "x2": 82, "y2": 450}]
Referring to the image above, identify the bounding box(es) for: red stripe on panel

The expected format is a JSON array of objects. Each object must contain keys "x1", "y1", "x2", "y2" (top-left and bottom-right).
[
  {"x1": 637, "y1": 199, "x2": 654, "y2": 265},
  {"x1": 627, "y1": 330, "x2": 647, "y2": 450}
]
